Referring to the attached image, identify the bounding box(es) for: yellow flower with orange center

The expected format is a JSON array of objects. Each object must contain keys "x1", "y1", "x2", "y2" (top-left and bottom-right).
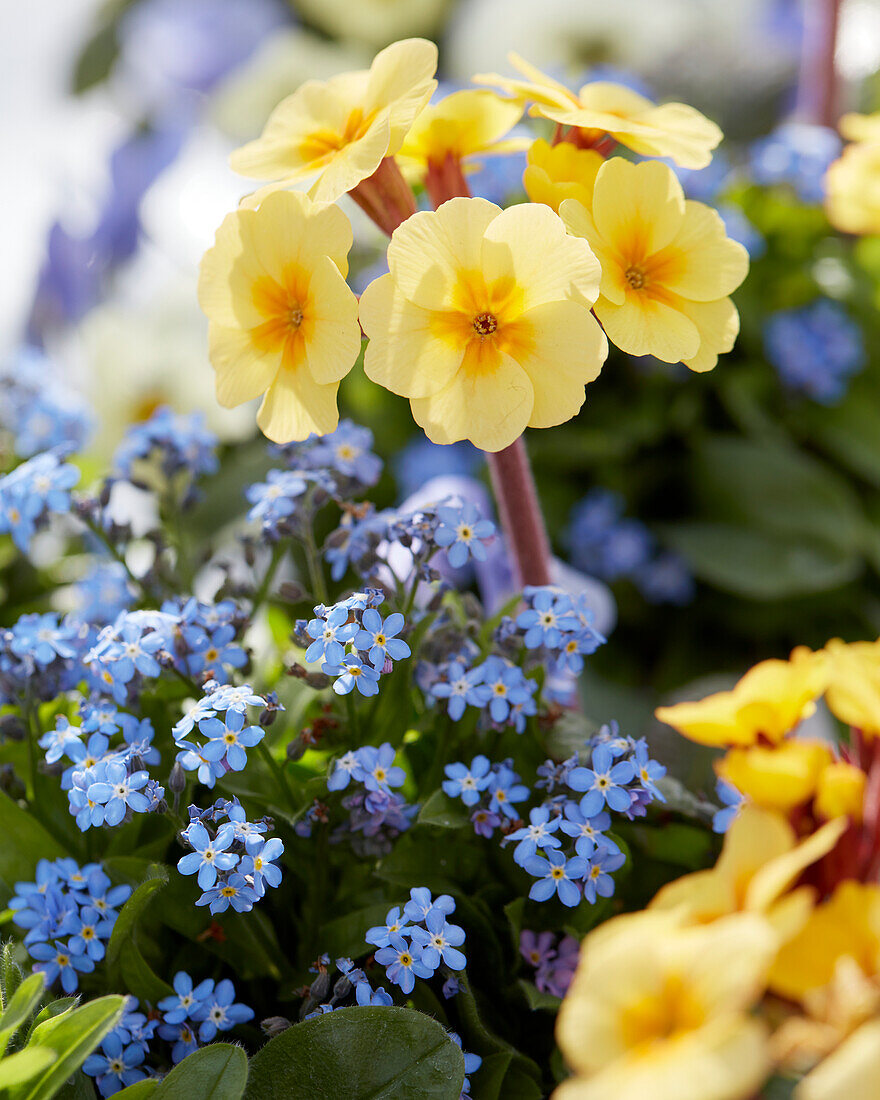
[
  {"x1": 198, "y1": 190, "x2": 361, "y2": 443},
  {"x1": 553, "y1": 909, "x2": 775, "y2": 1100},
  {"x1": 229, "y1": 38, "x2": 437, "y2": 203},
  {"x1": 397, "y1": 89, "x2": 527, "y2": 178},
  {"x1": 523, "y1": 138, "x2": 603, "y2": 213},
  {"x1": 559, "y1": 158, "x2": 749, "y2": 372},
  {"x1": 359, "y1": 197, "x2": 608, "y2": 452},
  {"x1": 473, "y1": 54, "x2": 722, "y2": 168},
  {"x1": 655, "y1": 650, "x2": 825, "y2": 748}
]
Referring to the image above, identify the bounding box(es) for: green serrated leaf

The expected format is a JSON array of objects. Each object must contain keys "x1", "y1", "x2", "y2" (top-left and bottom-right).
[
  {"x1": 12, "y1": 994, "x2": 125, "y2": 1100},
  {"x1": 244, "y1": 1007, "x2": 465, "y2": 1100},
  {"x1": 152, "y1": 1043, "x2": 248, "y2": 1100},
  {"x1": 0, "y1": 942, "x2": 25, "y2": 1012},
  {"x1": 417, "y1": 791, "x2": 469, "y2": 829},
  {"x1": 106, "y1": 866, "x2": 168, "y2": 969}
]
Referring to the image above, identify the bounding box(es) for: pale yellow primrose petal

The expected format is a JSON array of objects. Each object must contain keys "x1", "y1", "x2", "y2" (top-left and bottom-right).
[
  {"x1": 481, "y1": 201, "x2": 602, "y2": 310},
  {"x1": 517, "y1": 300, "x2": 607, "y2": 427},
  {"x1": 359, "y1": 274, "x2": 463, "y2": 398},
  {"x1": 198, "y1": 189, "x2": 360, "y2": 442},
  {"x1": 386, "y1": 197, "x2": 500, "y2": 311},
  {"x1": 523, "y1": 139, "x2": 604, "y2": 214},
  {"x1": 561, "y1": 158, "x2": 747, "y2": 367},
  {"x1": 591, "y1": 158, "x2": 685, "y2": 258},
  {"x1": 398, "y1": 89, "x2": 525, "y2": 172},
  {"x1": 796, "y1": 1018, "x2": 880, "y2": 1100},
  {"x1": 475, "y1": 58, "x2": 721, "y2": 168},
  {"x1": 659, "y1": 200, "x2": 749, "y2": 302},
  {"x1": 229, "y1": 38, "x2": 436, "y2": 205},
  {"x1": 410, "y1": 351, "x2": 534, "y2": 452},
  {"x1": 679, "y1": 296, "x2": 740, "y2": 373},
  {"x1": 257, "y1": 367, "x2": 340, "y2": 443}
]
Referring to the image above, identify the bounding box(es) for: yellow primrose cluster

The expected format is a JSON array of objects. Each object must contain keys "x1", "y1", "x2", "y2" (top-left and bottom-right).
[
  {"x1": 555, "y1": 638, "x2": 880, "y2": 1098},
  {"x1": 655, "y1": 638, "x2": 880, "y2": 821},
  {"x1": 826, "y1": 111, "x2": 880, "y2": 235},
  {"x1": 199, "y1": 40, "x2": 748, "y2": 449}
]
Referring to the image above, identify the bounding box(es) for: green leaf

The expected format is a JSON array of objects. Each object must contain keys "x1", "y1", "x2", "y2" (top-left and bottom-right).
[
  {"x1": 152, "y1": 1043, "x2": 248, "y2": 1100},
  {"x1": 106, "y1": 866, "x2": 168, "y2": 968},
  {"x1": 619, "y1": 821, "x2": 715, "y2": 871},
  {"x1": 0, "y1": 973, "x2": 46, "y2": 1056},
  {"x1": 11, "y1": 995, "x2": 125, "y2": 1100},
  {"x1": 695, "y1": 436, "x2": 865, "y2": 552},
  {"x1": 0, "y1": 790, "x2": 67, "y2": 899},
  {"x1": 0, "y1": 942, "x2": 25, "y2": 1011},
  {"x1": 0, "y1": 1047, "x2": 57, "y2": 1087},
  {"x1": 112, "y1": 1081, "x2": 160, "y2": 1099},
  {"x1": 516, "y1": 980, "x2": 561, "y2": 1013},
  {"x1": 55, "y1": 1069, "x2": 100, "y2": 1100},
  {"x1": 119, "y1": 940, "x2": 174, "y2": 1005},
  {"x1": 25, "y1": 999, "x2": 76, "y2": 1044},
  {"x1": 470, "y1": 1052, "x2": 513, "y2": 1100},
  {"x1": 417, "y1": 791, "x2": 469, "y2": 830},
  {"x1": 244, "y1": 1007, "x2": 465, "y2": 1100},
  {"x1": 318, "y1": 904, "x2": 390, "y2": 961},
  {"x1": 660, "y1": 523, "x2": 859, "y2": 599},
  {"x1": 814, "y1": 397, "x2": 880, "y2": 489}
]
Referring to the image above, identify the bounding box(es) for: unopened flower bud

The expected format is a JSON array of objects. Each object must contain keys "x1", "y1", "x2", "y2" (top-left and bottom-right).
[
  {"x1": 169, "y1": 762, "x2": 187, "y2": 794},
  {"x1": 286, "y1": 737, "x2": 307, "y2": 762},
  {"x1": 305, "y1": 672, "x2": 332, "y2": 690},
  {"x1": 261, "y1": 1016, "x2": 291, "y2": 1037}
]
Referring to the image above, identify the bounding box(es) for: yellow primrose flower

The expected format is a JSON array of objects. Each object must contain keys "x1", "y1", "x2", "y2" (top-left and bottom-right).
[
  {"x1": 473, "y1": 54, "x2": 722, "y2": 168},
  {"x1": 839, "y1": 112, "x2": 880, "y2": 143},
  {"x1": 796, "y1": 1018, "x2": 880, "y2": 1100},
  {"x1": 655, "y1": 652, "x2": 825, "y2": 748},
  {"x1": 825, "y1": 141, "x2": 880, "y2": 236},
  {"x1": 523, "y1": 138, "x2": 603, "y2": 213},
  {"x1": 397, "y1": 89, "x2": 527, "y2": 179},
  {"x1": 815, "y1": 762, "x2": 866, "y2": 822},
  {"x1": 650, "y1": 805, "x2": 846, "y2": 933},
  {"x1": 770, "y1": 882, "x2": 880, "y2": 1001},
  {"x1": 821, "y1": 638, "x2": 880, "y2": 737},
  {"x1": 717, "y1": 741, "x2": 833, "y2": 813},
  {"x1": 228, "y1": 38, "x2": 437, "y2": 203},
  {"x1": 359, "y1": 197, "x2": 608, "y2": 452},
  {"x1": 559, "y1": 158, "x2": 749, "y2": 371},
  {"x1": 553, "y1": 909, "x2": 775, "y2": 1100},
  {"x1": 198, "y1": 189, "x2": 362, "y2": 443}
]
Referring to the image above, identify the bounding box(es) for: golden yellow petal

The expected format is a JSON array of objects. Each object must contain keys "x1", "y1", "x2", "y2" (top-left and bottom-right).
[
  {"x1": 409, "y1": 350, "x2": 533, "y2": 451},
  {"x1": 717, "y1": 742, "x2": 832, "y2": 813},
  {"x1": 360, "y1": 274, "x2": 463, "y2": 398}
]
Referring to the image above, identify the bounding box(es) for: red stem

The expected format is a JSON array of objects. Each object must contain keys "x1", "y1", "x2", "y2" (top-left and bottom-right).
[
  {"x1": 348, "y1": 157, "x2": 417, "y2": 237},
  {"x1": 486, "y1": 439, "x2": 553, "y2": 587},
  {"x1": 795, "y1": 0, "x2": 843, "y2": 127}
]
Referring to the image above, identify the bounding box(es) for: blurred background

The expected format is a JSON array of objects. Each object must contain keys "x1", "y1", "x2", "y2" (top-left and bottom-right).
[{"x1": 5, "y1": 0, "x2": 880, "y2": 739}]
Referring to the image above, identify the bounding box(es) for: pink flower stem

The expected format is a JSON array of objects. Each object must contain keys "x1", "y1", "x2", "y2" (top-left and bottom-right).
[
  {"x1": 486, "y1": 439, "x2": 553, "y2": 588},
  {"x1": 795, "y1": 0, "x2": 843, "y2": 127}
]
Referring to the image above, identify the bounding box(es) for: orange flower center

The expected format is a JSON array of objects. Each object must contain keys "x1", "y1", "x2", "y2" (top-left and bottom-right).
[
  {"x1": 472, "y1": 311, "x2": 498, "y2": 336},
  {"x1": 625, "y1": 265, "x2": 647, "y2": 290},
  {"x1": 250, "y1": 263, "x2": 312, "y2": 373}
]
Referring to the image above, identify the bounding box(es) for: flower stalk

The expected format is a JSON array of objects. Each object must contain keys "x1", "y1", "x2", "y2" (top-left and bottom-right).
[{"x1": 486, "y1": 439, "x2": 553, "y2": 587}]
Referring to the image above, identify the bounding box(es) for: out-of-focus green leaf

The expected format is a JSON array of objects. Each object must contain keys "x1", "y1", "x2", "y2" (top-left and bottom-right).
[
  {"x1": 0, "y1": 790, "x2": 67, "y2": 899},
  {"x1": 106, "y1": 865, "x2": 168, "y2": 968},
  {"x1": 417, "y1": 791, "x2": 469, "y2": 830}
]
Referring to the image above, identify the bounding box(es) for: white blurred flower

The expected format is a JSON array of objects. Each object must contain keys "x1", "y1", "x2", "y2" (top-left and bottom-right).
[
  {"x1": 291, "y1": 0, "x2": 449, "y2": 51},
  {"x1": 55, "y1": 255, "x2": 253, "y2": 459}
]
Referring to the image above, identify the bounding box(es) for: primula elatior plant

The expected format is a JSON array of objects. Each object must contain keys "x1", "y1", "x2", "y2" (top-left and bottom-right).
[{"x1": 5, "y1": 29, "x2": 880, "y2": 1100}]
